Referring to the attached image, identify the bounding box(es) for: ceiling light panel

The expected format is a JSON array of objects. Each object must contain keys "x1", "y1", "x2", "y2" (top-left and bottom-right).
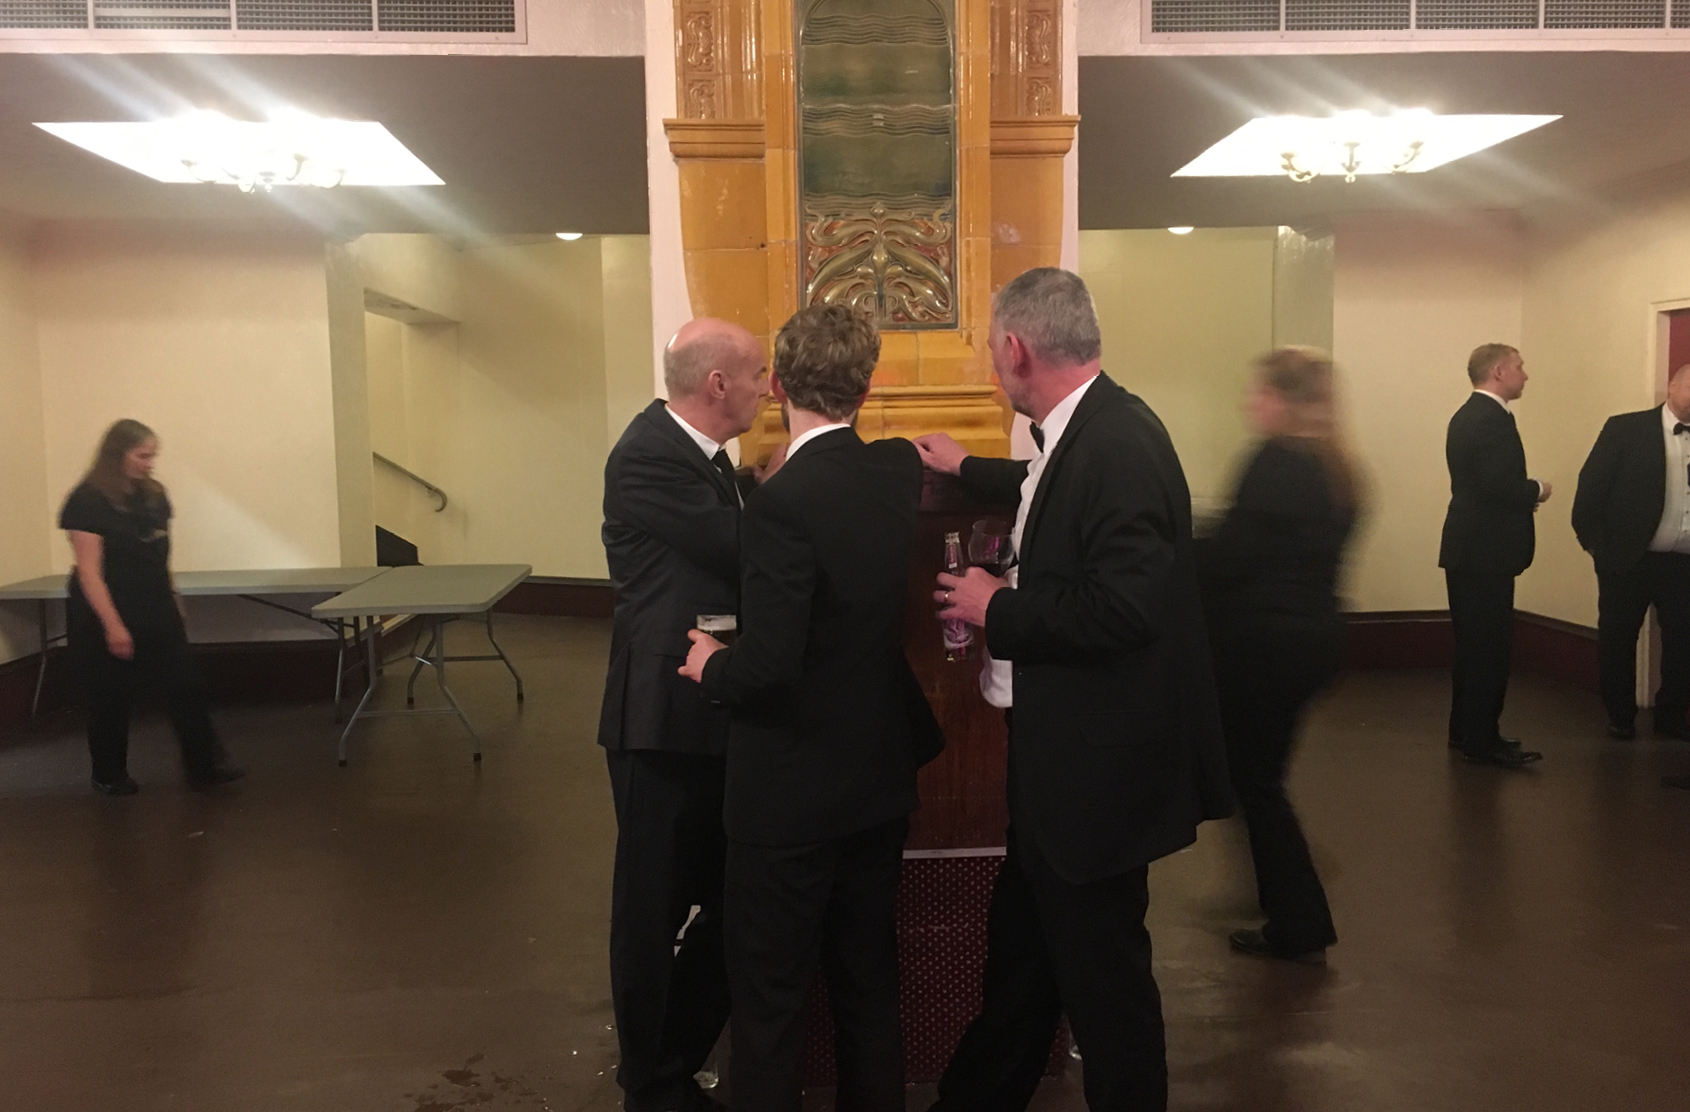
[
  {"x1": 1172, "y1": 112, "x2": 1560, "y2": 179},
  {"x1": 35, "y1": 113, "x2": 444, "y2": 188}
]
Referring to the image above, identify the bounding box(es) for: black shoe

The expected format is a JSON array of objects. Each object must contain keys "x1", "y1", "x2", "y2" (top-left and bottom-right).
[
  {"x1": 1654, "y1": 720, "x2": 1690, "y2": 742},
  {"x1": 1459, "y1": 745, "x2": 1543, "y2": 769},
  {"x1": 91, "y1": 774, "x2": 139, "y2": 796},
  {"x1": 627, "y1": 1080, "x2": 722, "y2": 1112},
  {"x1": 1449, "y1": 736, "x2": 1524, "y2": 749},
  {"x1": 1229, "y1": 928, "x2": 1326, "y2": 966},
  {"x1": 187, "y1": 765, "x2": 245, "y2": 791},
  {"x1": 1664, "y1": 773, "x2": 1690, "y2": 790},
  {"x1": 1607, "y1": 722, "x2": 1637, "y2": 740}
]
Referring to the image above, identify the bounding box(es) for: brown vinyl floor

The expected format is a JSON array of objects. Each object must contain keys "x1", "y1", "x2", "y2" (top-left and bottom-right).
[{"x1": 0, "y1": 614, "x2": 1686, "y2": 1112}]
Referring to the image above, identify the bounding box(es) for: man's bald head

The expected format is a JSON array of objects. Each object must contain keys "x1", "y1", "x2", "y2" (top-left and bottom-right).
[{"x1": 665, "y1": 318, "x2": 760, "y2": 400}]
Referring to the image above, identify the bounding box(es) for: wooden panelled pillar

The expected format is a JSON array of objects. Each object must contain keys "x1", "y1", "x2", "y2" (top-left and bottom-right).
[{"x1": 663, "y1": 0, "x2": 1076, "y2": 858}]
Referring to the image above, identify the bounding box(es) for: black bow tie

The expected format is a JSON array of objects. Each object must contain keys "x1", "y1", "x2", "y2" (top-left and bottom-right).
[
  {"x1": 710, "y1": 448, "x2": 737, "y2": 491},
  {"x1": 1675, "y1": 423, "x2": 1690, "y2": 436},
  {"x1": 1030, "y1": 424, "x2": 1045, "y2": 451}
]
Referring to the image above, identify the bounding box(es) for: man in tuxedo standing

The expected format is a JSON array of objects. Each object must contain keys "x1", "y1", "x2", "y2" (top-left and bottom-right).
[
  {"x1": 679, "y1": 304, "x2": 939, "y2": 1112},
  {"x1": 916, "y1": 267, "x2": 1233, "y2": 1112},
  {"x1": 599, "y1": 317, "x2": 769, "y2": 1112},
  {"x1": 1440, "y1": 343, "x2": 1552, "y2": 770},
  {"x1": 1573, "y1": 362, "x2": 1690, "y2": 788}
]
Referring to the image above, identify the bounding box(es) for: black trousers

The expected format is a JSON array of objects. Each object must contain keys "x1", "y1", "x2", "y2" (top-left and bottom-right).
[
  {"x1": 69, "y1": 601, "x2": 222, "y2": 783},
  {"x1": 1596, "y1": 551, "x2": 1690, "y2": 731},
  {"x1": 1214, "y1": 619, "x2": 1341, "y2": 954},
  {"x1": 1445, "y1": 567, "x2": 1517, "y2": 753},
  {"x1": 935, "y1": 832, "x2": 1164, "y2": 1112},
  {"x1": 606, "y1": 748, "x2": 731, "y2": 1111},
  {"x1": 723, "y1": 815, "x2": 908, "y2": 1112}
]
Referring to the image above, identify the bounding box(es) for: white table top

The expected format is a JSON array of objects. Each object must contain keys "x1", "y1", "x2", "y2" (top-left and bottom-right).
[
  {"x1": 174, "y1": 567, "x2": 384, "y2": 596},
  {"x1": 312, "y1": 564, "x2": 532, "y2": 619},
  {"x1": 0, "y1": 567, "x2": 386, "y2": 601},
  {"x1": 0, "y1": 575, "x2": 67, "y2": 600}
]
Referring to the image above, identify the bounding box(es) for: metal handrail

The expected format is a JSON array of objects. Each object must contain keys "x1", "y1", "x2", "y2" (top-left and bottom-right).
[{"x1": 373, "y1": 452, "x2": 448, "y2": 512}]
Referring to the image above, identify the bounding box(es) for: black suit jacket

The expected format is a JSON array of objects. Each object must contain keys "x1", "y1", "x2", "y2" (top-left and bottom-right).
[
  {"x1": 958, "y1": 373, "x2": 1233, "y2": 885},
  {"x1": 1572, "y1": 405, "x2": 1670, "y2": 578},
  {"x1": 1438, "y1": 393, "x2": 1539, "y2": 577},
  {"x1": 598, "y1": 399, "x2": 742, "y2": 756},
  {"x1": 701, "y1": 429, "x2": 941, "y2": 847}
]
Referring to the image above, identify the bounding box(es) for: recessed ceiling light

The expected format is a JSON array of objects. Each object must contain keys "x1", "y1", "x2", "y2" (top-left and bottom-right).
[
  {"x1": 556, "y1": 232, "x2": 583, "y2": 241},
  {"x1": 1167, "y1": 226, "x2": 1195, "y2": 235},
  {"x1": 1172, "y1": 111, "x2": 1560, "y2": 182},
  {"x1": 34, "y1": 111, "x2": 443, "y2": 191}
]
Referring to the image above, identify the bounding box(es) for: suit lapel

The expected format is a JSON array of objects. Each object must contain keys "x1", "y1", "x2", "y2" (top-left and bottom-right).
[
  {"x1": 1650, "y1": 404, "x2": 1669, "y2": 508},
  {"x1": 1020, "y1": 374, "x2": 1114, "y2": 564},
  {"x1": 643, "y1": 400, "x2": 738, "y2": 507}
]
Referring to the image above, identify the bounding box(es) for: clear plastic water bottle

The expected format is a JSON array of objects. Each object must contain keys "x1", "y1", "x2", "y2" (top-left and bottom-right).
[{"x1": 942, "y1": 530, "x2": 974, "y2": 662}]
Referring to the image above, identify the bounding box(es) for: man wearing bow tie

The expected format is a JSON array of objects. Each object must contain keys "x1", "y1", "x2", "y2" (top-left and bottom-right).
[
  {"x1": 1439, "y1": 343, "x2": 1553, "y2": 770},
  {"x1": 1573, "y1": 362, "x2": 1690, "y2": 768},
  {"x1": 915, "y1": 268, "x2": 1233, "y2": 1112},
  {"x1": 599, "y1": 318, "x2": 769, "y2": 1112}
]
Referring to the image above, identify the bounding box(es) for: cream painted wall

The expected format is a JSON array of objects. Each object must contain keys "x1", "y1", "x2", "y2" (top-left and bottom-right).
[
  {"x1": 0, "y1": 213, "x2": 50, "y2": 663},
  {"x1": 353, "y1": 232, "x2": 652, "y2": 579},
  {"x1": 602, "y1": 235, "x2": 657, "y2": 448},
  {"x1": 1332, "y1": 211, "x2": 1526, "y2": 614},
  {"x1": 457, "y1": 237, "x2": 612, "y2": 577},
  {"x1": 33, "y1": 224, "x2": 345, "y2": 576},
  {"x1": 1517, "y1": 188, "x2": 1690, "y2": 626},
  {"x1": 1079, "y1": 227, "x2": 1276, "y2": 504},
  {"x1": 1273, "y1": 226, "x2": 1335, "y2": 351}
]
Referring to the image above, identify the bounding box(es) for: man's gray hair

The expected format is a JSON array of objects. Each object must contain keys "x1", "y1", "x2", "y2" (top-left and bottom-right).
[
  {"x1": 664, "y1": 329, "x2": 747, "y2": 398},
  {"x1": 992, "y1": 267, "x2": 1102, "y2": 367}
]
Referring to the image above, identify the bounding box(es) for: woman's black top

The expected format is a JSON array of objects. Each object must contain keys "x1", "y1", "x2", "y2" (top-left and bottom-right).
[
  {"x1": 1198, "y1": 438, "x2": 1356, "y2": 633},
  {"x1": 58, "y1": 483, "x2": 176, "y2": 627}
]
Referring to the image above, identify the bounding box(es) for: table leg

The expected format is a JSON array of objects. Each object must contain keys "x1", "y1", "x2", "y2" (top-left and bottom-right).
[
  {"x1": 332, "y1": 617, "x2": 349, "y2": 724},
  {"x1": 429, "y1": 615, "x2": 483, "y2": 763},
  {"x1": 30, "y1": 599, "x2": 50, "y2": 726},
  {"x1": 484, "y1": 612, "x2": 525, "y2": 703},
  {"x1": 406, "y1": 622, "x2": 437, "y2": 707},
  {"x1": 338, "y1": 615, "x2": 381, "y2": 767}
]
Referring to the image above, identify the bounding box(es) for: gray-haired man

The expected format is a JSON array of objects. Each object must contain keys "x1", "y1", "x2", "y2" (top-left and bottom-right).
[{"x1": 919, "y1": 268, "x2": 1232, "y2": 1112}]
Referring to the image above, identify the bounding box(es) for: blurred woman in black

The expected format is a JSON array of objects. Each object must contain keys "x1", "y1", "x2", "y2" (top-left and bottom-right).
[
  {"x1": 60, "y1": 419, "x2": 242, "y2": 795},
  {"x1": 1199, "y1": 348, "x2": 1361, "y2": 964}
]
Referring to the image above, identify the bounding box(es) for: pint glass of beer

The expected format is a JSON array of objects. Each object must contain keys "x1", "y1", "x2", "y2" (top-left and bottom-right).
[{"x1": 696, "y1": 614, "x2": 738, "y2": 645}]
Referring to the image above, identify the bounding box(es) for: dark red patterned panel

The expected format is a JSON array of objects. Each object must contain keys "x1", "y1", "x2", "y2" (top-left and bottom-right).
[{"x1": 799, "y1": 851, "x2": 1068, "y2": 1086}]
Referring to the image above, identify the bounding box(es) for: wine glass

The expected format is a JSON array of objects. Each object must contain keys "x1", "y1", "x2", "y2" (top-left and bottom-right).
[{"x1": 968, "y1": 518, "x2": 1014, "y2": 577}]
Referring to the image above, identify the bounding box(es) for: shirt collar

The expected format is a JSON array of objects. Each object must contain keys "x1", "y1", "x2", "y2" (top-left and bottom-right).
[
  {"x1": 1664, "y1": 404, "x2": 1690, "y2": 436},
  {"x1": 665, "y1": 404, "x2": 724, "y2": 460},
  {"x1": 1473, "y1": 388, "x2": 1511, "y2": 412},
  {"x1": 1033, "y1": 374, "x2": 1100, "y2": 456},
  {"x1": 786, "y1": 422, "x2": 852, "y2": 462}
]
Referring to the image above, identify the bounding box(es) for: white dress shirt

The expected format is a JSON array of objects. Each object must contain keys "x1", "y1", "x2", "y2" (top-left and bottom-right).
[
  {"x1": 979, "y1": 374, "x2": 1100, "y2": 708},
  {"x1": 667, "y1": 404, "x2": 740, "y2": 506},
  {"x1": 1470, "y1": 388, "x2": 1544, "y2": 502},
  {"x1": 667, "y1": 404, "x2": 725, "y2": 459},
  {"x1": 785, "y1": 422, "x2": 852, "y2": 462},
  {"x1": 1649, "y1": 404, "x2": 1690, "y2": 554}
]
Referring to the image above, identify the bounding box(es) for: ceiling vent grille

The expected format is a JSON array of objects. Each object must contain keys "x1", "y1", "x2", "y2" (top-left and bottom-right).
[
  {"x1": 1285, "y1": 0, "x2": 1409, "y2": 29},
  {"x1": 1, "y1": 0, "x2": 520, "y2": 31},
  {"x1": 234, "y1": 0, "x2": 370, "y2": 30},
  {"x1": 1150, "y1": 0, "x2": 1690, "y2": 29},
  {"x1": 1149, "y1": 0, "x2": 1278, "y2": 32},
  {"x1": 1413, "y1": 0, "x2": 1540, "y2": 27},
  {"x1": 0, "y1": 0, "x2": 87, "y2": 25},
  {"x1": 1544, "y1": 0, "x2": 1666, "y2": 24},
  {"x1": 376, "y1": 0, "x2": 513, "y2": 33},
  {"x1": 92, "y1": 0, "x2": 230, "y2": 29}
]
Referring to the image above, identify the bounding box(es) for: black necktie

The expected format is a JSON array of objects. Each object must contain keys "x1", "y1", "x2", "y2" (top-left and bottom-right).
[
  {"x1": 710, "y1": 449, "x2": 737, "y2": 496},
  {"x1": 1675, "y1": 423, "x2": 1689, "y2": 436},
  {"x1": 1029, "y1": 424, "x2": 1045, "y2": 452}
]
